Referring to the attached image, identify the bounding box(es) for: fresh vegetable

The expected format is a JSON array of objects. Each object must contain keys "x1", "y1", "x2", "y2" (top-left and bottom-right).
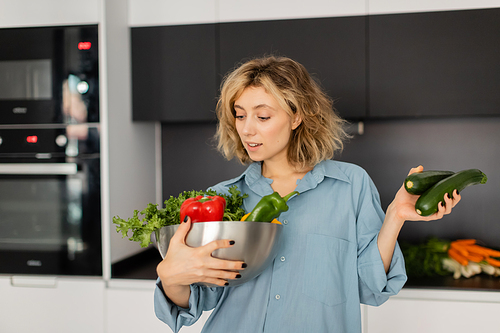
[
  {"x1": 400, "y1": 238, "x2": 451, "y2": 278},
  {"x1": 414, "y1": 169, "x2": 487, "y2": 216},
  {"x1": 401, "y1": 238, "x2": 500, "y2": 280},
  {"x1": 244, "y1": 191, "x2": 298, "y2": 222},
  {"x1": 447, "y1": 247, "x2": 468, "y2": 266},
  {"x1": 404, "y1": 170, "x2": 454, "y2": 195},
  {"x1": 240, "y1": 212, "x2": 281, "y2": 224},
  {"x1": 180, "y1": 195, "x2": 226, "y2": 223},
  {"x1": 113, "y1": 185, "x2": 248, "y2": 247},
  {"x1": 445, "y1": 239, "x2": 500, "y2": 278}
]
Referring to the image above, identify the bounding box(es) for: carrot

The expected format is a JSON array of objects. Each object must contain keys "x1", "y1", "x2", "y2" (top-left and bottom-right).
[
  {"x1": 448, "y1": 248, "x2": 469, "y2": 266},
  {"x1": 485, "y1": 257, "x2": 500, "y2": 267},
  {"x1": 466, "y1": 245, "x2": 500, "y2": 257},
  {"x1": 463, "y1": 252, "x2": 484, "y2": 263},
  {"x1": 453, "y1": 239, "x2": 476, "y2": 245},
  {"x1": 450, "y1": 242, "x2": 469, "y2": 256},
  {"x1": 483, "y1": 248, "x2": 500, "y2": 257}
]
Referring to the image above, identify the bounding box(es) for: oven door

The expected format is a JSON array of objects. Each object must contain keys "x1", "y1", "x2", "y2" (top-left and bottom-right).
[{"x1": 0, "y1": 160, "x2": 102, "y2": 276}]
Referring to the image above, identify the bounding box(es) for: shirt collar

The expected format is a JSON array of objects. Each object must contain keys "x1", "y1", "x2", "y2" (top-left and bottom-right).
[
  {"x1": 295, "y1": 160, "x2": 351, "y2": 193},
  {"x1": 224, "y1": 160, "x2": 351, "y2": 195}
]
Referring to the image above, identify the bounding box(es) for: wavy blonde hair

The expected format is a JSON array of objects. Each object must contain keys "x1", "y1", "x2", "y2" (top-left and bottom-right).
[{"x1": 215, "y1": 55, "x2": 349, "y2": 170}]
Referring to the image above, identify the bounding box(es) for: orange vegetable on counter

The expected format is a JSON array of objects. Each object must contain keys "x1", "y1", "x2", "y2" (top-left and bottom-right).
[{"x1": 448, "y1": 240, "x2": 500, "y2": 267}]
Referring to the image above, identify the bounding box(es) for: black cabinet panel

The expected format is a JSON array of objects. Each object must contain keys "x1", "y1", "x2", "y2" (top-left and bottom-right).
[
  {"x1": 369, "y1": 8, "x2": 500, "y2": 118},
  {"x1": 161, "y1": 123, "x2": 247, "y2": 198},
  {"x1": 131, "y1": 24, "x2": 218, "y2": 122},
  {"x1": 219, "y1": 17, "x2": 367, "y2": 119}
]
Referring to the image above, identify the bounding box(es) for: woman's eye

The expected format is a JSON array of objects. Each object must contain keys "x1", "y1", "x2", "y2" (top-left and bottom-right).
[
  {"x1": 259, "y1": 117, "x2": 270, "y2": 121},
  {"x1": 235, "y1": 115, "x2": 245, "y2": 119}
]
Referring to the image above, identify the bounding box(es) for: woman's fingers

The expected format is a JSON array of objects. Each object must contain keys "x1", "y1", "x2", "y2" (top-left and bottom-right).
[
  {"x1": 199, "y1": 239, "x2": 247, "y2": 270},
  {"x1": 202, "y1": 239, "x2": 236, "y2": 255},
  {"x1": 407, "y1": 165, "x2": 424, "y2": 176},
  {"x1": 159, "y1": 219, "x2": 246, "y2": 286},
  {"x1": 170, "y1": 215, "x2": 191, "y2": 246}
]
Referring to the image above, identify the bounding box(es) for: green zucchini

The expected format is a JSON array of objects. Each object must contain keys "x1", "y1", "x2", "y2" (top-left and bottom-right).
[
  {"x1": 404, "y1": 170, "x2": 455, "y2": 195},
  {"x1": 415, "y1": 169, "x2": 487, "y2": 216}
]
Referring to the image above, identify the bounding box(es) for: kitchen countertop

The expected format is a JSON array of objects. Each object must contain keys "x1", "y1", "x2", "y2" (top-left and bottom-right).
[
  {"x1": 405, "y1": 274, "x2": 500, "y2": 291},
  {"x1": 111, "y1": 248, "x2": 500, "y2": 291},
  {"x1": 111, "y1": 247, "x2": 161, "y2": 280}
]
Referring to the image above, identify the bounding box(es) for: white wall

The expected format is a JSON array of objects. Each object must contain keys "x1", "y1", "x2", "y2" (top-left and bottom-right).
[{"x1": 100, "y1": 0, "x2": 158, "y2": 266}]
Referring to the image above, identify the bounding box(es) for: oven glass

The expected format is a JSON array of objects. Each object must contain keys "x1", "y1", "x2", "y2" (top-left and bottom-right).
[
  {"x1": 0, "y1": 60, "x2": 52, "y2": 100},
  {"x1": 0, "y1": 176, "x2": 82, "y2": 253}
]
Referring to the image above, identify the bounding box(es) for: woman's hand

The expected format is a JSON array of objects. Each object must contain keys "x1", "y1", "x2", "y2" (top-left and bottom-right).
[
  {"x1": 379, "y1": 165, "x2": 462, "y2": 273},
  {"x1": 156, "y1": 216, "x2": 246, "y2": 307},
  {"x1": 388, "y1": 165, "x2": 462, "y2": 224}
]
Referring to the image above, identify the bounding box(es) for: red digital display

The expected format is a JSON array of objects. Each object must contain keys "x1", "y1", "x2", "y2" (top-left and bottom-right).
[
  {"x1": 26, "y1": 136, "x2": 38, "y2": 144},
  {"x1": 78, "y1": 42, "x2": 92, "y2": 50}
]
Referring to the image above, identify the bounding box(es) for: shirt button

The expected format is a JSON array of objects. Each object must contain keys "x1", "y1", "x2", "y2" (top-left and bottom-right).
[
  {"x1": 280, "y1": 256, "x2": 286, "y2": 262},
  {"x1": 283, "y1": 220, "x2": 288, "y2": 225},
  {"x1": 275, "y1": 294, "x2": 280, "y2": 300}
]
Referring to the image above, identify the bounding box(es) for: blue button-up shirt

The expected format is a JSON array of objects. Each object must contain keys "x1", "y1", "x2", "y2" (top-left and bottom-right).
[{"x1": 154, "y1": 160, "x2": 407, "y2": 333}]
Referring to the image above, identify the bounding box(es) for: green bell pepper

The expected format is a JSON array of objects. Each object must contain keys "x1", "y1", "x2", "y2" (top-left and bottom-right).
[{"x1": 245, "y1": 191, "x2": 298, "y2": 222}]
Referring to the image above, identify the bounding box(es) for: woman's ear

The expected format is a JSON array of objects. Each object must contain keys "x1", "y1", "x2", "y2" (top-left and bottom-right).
[{"x1": 292, "y1": 114, "x2": 302, "y2": 130}]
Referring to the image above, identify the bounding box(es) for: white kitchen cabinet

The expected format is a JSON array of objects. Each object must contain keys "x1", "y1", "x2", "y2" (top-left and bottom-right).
[
  {"x1": 368, "y1": 0, "x2": 500, "y2": 15},
  {"x1": 0, "y1": 0, "x2": 100, "y2": 28},
  {"x1": 106, "y1": 279, "x2": 211, "y2": 333},
  {"x1": 128, "y1": 0, "x2": 217, "y2": 26},
  {"x1": 0, "y1": 276, "x2": 105, "y2": 333},
  {"x1": 218, "y1": 0, "x2": 366, "y2": 22},
  {"x1": 128, "y1": 0, "x2": 366, "y2": 27},
  {"x1": 363, "y1": 288, "x2": 500, "y2": 333}
]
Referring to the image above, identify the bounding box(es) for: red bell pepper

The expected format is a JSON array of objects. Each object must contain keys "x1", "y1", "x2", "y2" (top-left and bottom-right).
[{"x1": 180, "y1": 195, "x2": 226, "y2": 223}]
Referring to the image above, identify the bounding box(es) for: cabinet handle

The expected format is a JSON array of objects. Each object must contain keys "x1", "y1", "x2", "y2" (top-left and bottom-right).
[
  {"x1": 0, "y1": 163, "x2": 77, "y2": 175},
  {"x1": 11, "y1": 276, "x2": 57, "y2": 288}
]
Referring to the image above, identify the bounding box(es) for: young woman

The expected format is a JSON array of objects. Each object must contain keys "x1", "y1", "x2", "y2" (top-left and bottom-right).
[{"x1": 154, "y1": 56, "x2": 461, "y2": 333}]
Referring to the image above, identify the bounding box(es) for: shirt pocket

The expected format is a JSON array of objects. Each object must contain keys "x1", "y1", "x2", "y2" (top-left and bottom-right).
[{"x1": 302, "y1": 233, "x2": 355, "y2": 307}]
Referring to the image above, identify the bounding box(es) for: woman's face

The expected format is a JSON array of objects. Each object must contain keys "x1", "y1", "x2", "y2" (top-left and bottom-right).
[{"x1": 234, "y1": 86, "x2": 300, "y2": 164}]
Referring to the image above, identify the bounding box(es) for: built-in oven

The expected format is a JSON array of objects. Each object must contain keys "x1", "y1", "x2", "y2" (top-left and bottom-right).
[
  {"x1": 0, "y1": 24, "x2": 101, "y2": 276},
  {"x1": 0, "y1": 127, "x2": 101, "y2": 275},
  {"x1": 0, "y1": 25, "x2": 99, "y2": 125}
]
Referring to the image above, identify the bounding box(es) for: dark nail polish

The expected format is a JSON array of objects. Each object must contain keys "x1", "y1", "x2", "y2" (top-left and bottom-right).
[
  {"x1": 229, "y1": 240, "x2": 235, "y2": 245},
  {"x1": 183, "y1": 215, "x2": 189, "y2": 222},
  {"x1": 241, "y1": 263, "x2": 247, "y2": 268},
  {"x1": 224, "y1": 282, "x2": 229, "y2": 286},
  {"x1": 236, "y1": 274, "x2": 241, "y2": 279}
]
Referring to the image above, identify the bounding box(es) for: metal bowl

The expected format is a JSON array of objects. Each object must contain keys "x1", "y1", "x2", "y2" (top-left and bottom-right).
[{"x1": 156, "y1": 221, "x2": 283, "y2": 287}]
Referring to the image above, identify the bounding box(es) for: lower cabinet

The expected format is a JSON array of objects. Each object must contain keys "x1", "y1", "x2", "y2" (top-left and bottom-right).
[
  {"x1": 362, "y1": 288, "x2": 500, "y2": 333},
  {"x1": 105, "y1": 279, "x2": 211, "y2": 333},
  {"x1": 0, "y1": 276, "x2": 105, "y2": 333},
  {"x1": 3, "y1": 276, "x2": 499, "y2": 332}
]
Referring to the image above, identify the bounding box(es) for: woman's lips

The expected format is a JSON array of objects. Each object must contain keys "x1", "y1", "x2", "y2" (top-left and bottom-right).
[{"x1": 246, "y1": 142, "x2": 262, "y2": 151}]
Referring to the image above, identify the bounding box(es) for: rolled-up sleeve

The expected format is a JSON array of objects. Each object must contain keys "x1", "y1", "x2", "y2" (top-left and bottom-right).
[
  {"x1": 355, "y1": 173, "x2": 407, "y2": 306},
  {"x1": 154, "y1": 279, "x2": 223, "y2": 332}
]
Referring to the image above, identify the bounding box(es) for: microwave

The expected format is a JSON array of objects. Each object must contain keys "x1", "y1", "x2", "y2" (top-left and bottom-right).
[{"x1": 0, "y1": 25, "x2": 99, "y2": 125}]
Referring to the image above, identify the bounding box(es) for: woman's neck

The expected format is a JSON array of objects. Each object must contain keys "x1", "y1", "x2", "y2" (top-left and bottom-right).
[{"x1": 261, "y1": 160, "x2": 312, "y2": 196}]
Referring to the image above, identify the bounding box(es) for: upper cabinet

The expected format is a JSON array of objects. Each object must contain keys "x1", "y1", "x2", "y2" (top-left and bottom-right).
[
  {"x1": 219, "y1": 16, "x2": 367, "y2": 120},
  {"x1": 130, "y1": 3, "x2": 500, "y2": 122},
  {"x1": 0, "y1": 0, "x2": 100, "y2": 28},
  {"x1": 131, "y1": 24, "x2": 218, "y2": 122},
  {"x1": 368, "y1": 0, "x2": 500, "y2": 15},
  {"x1": 218, "y1": 0, "x2": 366, "y2": 22},
  {"x1": 368, "y1": 8, "x2": 500, "y2": 118},
  {"x1": 128, "y1": 0, "x2": 218, "y2": 26}
]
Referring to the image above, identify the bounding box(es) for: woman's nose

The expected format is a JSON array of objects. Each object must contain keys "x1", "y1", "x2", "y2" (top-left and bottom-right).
[{"x1": 241, "y1": 118, "x2": 256, "y2": 135}]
